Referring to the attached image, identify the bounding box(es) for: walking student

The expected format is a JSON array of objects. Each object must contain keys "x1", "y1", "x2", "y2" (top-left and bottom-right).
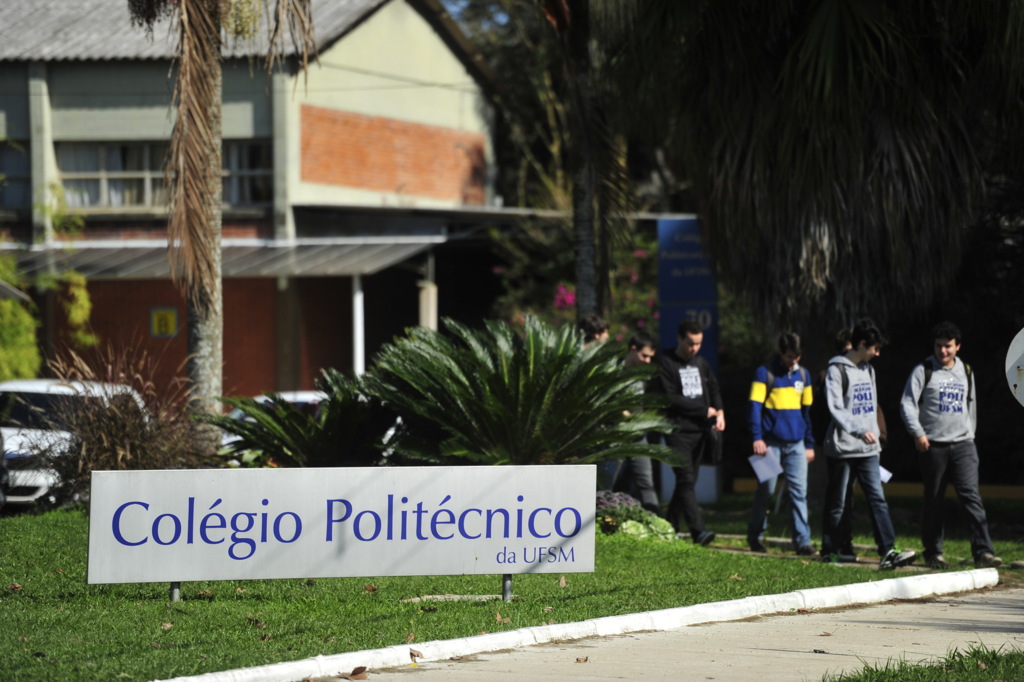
[
  {"x1": 820, "y1": 318, "x2": 915, "y2": 570},
  {"x1": 898, "y1": 321, "x2": 1001, "y2": 569},
  {"x1": 746, "y1": 333, "x2": 815, "y2": 555},
  {"x1": 613, "y1": 333, "x2": 661, "y2": 515},
  {"x1": 651, "y1": 319, "x2": 724, "y2": 545}
]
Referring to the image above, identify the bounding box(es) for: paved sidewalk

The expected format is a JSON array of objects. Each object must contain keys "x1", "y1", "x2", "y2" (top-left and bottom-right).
[
  {"x1": 368, "y1": 584, "x2": 1024, "y2": 681},
  {"x1": 166, "y1": 569, "x2": 1023, "y2": 682}
]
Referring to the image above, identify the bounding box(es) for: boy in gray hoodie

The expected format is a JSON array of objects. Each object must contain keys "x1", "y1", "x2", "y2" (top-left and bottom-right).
[
  {"x1": 899, "y1": 321, "x2": 1001, "y2": 569},
  {"x1": 820, "y1": 318, "x2": 915, "y2": 570}
]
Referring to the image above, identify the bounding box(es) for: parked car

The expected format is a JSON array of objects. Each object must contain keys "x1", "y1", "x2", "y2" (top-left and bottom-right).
[{"x1": 0, "y1": 379, "x2": 146, "y2": 506}]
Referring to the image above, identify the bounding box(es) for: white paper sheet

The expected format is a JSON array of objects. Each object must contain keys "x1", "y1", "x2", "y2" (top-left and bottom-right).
[
  {"x1": 879, "y1": 464, "x2": 893, "y2": 483},
  {"x1": 748, "y1": 452, "x2": 784, "y2": 483}
]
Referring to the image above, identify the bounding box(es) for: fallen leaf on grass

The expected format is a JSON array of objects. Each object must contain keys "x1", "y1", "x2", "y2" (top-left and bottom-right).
[
  {"x1": 558, "y1": 576, "x2": 567, "y2": 588},
  {"x1": 305, "y1": 579, "x2": 317, "y2": 587},
  {"x1": 543, "y1": 606, "x2": 554, "y2": 612},
  {"x1": 729, "y1": 573, "x2": 744, "y2": 581},
  {"x1": 978, "y1": 662, "x2": 988, "y2": 670},
  {"x1": 160, "y1": 622, "x2": 173, "y2": 630},
  {"x1": 57, "y1": 569, "x2": 65, "y2": 574},
  {"x1": 495, "y1": 611, "x2": 511, "y2": 624},
  {"x1": 406, "y1": 632, "x2": 416, "y2": 643},
  {"x1": 236, "y1": 588, "x2": 247, "y2": 594},
  {"x1": 409, "y1": 648, "x2": 423, "y2": 666},
  {"x1": 364, "y1": 584, "x2": 378, "y2": 593},
  {"x1": 260, "y1": 633, "x2": 272, "y2": 642},
  {"x1": 7, "y1": 583, "x2": 23, "y2": 592},
  {"x1": 246, "y1": 616, "x2": 266, "y2": 629},
  {"x1": 576, "y1": 656, "x2": 589, "y2": 663}
]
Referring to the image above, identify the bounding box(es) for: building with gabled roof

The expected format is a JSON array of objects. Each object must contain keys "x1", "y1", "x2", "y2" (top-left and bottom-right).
[{"x1": 0, "y1": 0, "x2": 527, "y2": 395}]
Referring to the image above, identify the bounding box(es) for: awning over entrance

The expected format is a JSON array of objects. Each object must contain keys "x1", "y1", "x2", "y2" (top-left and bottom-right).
[
  {"x1": 2, "y1": 204, "x2": 564, "y2": 280},
  {"x1": 4, "y1": 236, "x2": 446, "y2": 281}
]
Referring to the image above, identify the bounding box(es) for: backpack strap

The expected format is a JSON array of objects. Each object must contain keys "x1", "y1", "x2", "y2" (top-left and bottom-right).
[
  {"x1": 964, "y1": 361, "x2": 973, "y2": 405},
  {"x1": 827, "y1": 362, "x2": 850, "y2": 394}
]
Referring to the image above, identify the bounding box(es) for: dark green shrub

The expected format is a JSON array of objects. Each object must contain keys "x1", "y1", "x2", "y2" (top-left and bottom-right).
[{"x1": 363, "y1": 316, "x2": 679, "y2": 465}]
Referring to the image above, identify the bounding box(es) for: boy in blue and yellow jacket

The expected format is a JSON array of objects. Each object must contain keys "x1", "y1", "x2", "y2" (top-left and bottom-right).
[{"x1": 746, "y1": 333, "x2": 815, "y2": 555}]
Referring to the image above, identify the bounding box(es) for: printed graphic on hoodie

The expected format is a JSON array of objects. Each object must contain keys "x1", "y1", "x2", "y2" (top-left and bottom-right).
[
  {"x1": 678, "y1": 367, "x2": 703, "y2": 399},
  {"x1": 850, "y1": 380, "x2": 876, "y2": 417},
  {"x1": 937, "y1": 380, "x2": 965, "y2": 414}
]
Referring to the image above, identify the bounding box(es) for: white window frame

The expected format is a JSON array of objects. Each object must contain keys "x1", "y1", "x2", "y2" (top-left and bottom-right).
[
  {"x1": 222, "y1": 140, "x2": 273, "y2": 207},
  {"x1": 57, "y1": 142, "x2": 166, "y2": 210}
]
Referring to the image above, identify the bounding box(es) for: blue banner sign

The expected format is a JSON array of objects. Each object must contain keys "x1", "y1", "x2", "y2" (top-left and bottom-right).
[{"x1": 657, "y1": 217, "x2": 718, "y2": 373}]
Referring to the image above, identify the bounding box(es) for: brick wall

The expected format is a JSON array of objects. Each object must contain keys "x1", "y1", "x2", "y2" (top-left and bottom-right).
[{"x1": 301, "y1": 106, "x2": 487, "y2": 205}]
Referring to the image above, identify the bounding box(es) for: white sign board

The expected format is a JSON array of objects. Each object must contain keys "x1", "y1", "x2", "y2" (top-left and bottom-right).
[
  {"x1": 1006, "y1": 327, "x2": 1024, "y2": 408},
  {"x1": 88, "y1": 466, "x2": 596, "y2": 584}
]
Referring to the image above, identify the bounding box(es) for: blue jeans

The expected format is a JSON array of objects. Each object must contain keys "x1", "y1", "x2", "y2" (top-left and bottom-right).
[
  {"x1": 821, "y1": 455, "x2": 896, "y2": 556},
  {"x1": 747, "y1": 440, "x2": 811, "y2": 548}
]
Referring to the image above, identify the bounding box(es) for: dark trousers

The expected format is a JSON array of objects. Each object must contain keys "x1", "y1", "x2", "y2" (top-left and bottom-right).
[
  {"x1": 665, "y1": 430, "x2": 705, "y2": 539},
  {"x1": 919, "y1": 440, "x2": 994, "y2": 559},
  {"x1": 839, "y1": 477, "x2": 883, "y2": 553},
  {"x1": 612, "y1": 456, "x2": 660, "y2": 515},
  {"x1": 821, "y1": 455, "x2": 896, "y2": 556}
]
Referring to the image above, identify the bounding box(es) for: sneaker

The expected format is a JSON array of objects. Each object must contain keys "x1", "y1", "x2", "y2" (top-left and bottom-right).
[
  {"x1": 879, "y1": 548, "x2": 917, "y2": 570},
  {"x1": 975, "y1": 553, "x2": 1003, "y2": 568},
  {"x1": 925, "y1": 554, "x2": 949, "y2": 570},
  {"x1": 695, "y1": 530, "x2": 716, "y2": 546},
  {"x1": 748, "y1": 538, "x2": 767, "y2": 553},
  {"x1": 795, "y1": 545, "x2": 816, "y2": 556},
  {"x1": 837, "y1": 551, "x2": 859, "y2": 563}
]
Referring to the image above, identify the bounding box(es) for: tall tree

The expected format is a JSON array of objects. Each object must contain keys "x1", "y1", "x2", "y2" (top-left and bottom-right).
[
  {"x1": 614, "y1": 0, "x2": 1024, "y2": 330},
  {"x1": 128, "y1": 0, "x2": 316, "y2": 438},
  {"x1": 451, "y1": 0, "x2": 634, "y2": 325}
]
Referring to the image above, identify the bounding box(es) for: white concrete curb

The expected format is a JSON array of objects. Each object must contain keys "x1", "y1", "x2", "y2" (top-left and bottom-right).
[{"x1": 157, "y1": 568, "x2": 999, "y2": 682}]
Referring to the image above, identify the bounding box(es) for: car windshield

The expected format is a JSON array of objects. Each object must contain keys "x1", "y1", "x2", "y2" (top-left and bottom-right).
[{"x1": 0, "y1": 392, "x2": 106, "y2": 430}]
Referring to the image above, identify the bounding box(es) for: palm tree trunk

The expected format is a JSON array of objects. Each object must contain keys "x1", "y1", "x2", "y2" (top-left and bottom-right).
[
  {"x1": 178, "y1": 0, "x2": 223, "y2": 449},
  {"x1": 565, "y1": 0, "x2": 598, "y2": 320}
]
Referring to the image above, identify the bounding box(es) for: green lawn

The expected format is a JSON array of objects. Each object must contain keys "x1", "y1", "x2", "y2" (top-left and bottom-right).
[
  {"x1": 1, "y1": 493, "x2": 1020, "y2": 681},
  {"x1": 825, "y1": 645, "x2": 1024, "y2": 681}
]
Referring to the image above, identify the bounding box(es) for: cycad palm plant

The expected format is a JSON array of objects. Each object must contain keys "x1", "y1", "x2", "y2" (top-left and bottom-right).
[
  {"x1": 363, "y1": 316, "x2": 678, "y2": 466},
  {"x1": 204, "y1": 369, "x2": 398, "y2": 468}
]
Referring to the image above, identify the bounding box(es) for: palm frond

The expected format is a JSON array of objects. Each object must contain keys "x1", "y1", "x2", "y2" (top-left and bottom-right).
[
  {"x1": 364, "y1": 316, "x2": 676, "y2": 466},
  {"x1": 166, "y1": 0, "x2": 223, "y2": 312}
]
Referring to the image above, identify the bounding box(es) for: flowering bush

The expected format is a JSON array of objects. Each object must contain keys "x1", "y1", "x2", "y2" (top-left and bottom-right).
[{"x1": 596, "y1": 490, "x2": 674, "y2": 541}]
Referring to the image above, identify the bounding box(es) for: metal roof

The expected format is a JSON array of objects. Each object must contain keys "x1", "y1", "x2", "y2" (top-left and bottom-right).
[
  {"x1": 3, "y1": 236, "x2": 443, "y2": 281},
  {"x1": 0, "y1": 205, "x2": 565, "y2": 281},
  {"x1": 0, "y1": 0, "x2": 388, "y2": 62}
]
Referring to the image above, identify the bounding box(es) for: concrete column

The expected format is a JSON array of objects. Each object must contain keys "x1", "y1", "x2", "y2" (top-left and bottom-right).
[
  {"x1": 27, "y1": 62, "x2": 53, "y2": 243},
  {"x1": 418, "y1": 250, "x2": 437, "y2": 331},
  {"x1": 271, "y1": 69, "x2": 295, "y2": 241},
  {"x1": 352, "y1": 274, "x2": 365, "y2": 376},
  {"x1": 274, "y1": 276, "x2": 302, "y2": 390}
]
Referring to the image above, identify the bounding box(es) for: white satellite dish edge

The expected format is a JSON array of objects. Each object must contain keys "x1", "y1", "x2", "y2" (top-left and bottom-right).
[{"x1": 1004, "y1": 327, "x2": 1024, "y2": 408}]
